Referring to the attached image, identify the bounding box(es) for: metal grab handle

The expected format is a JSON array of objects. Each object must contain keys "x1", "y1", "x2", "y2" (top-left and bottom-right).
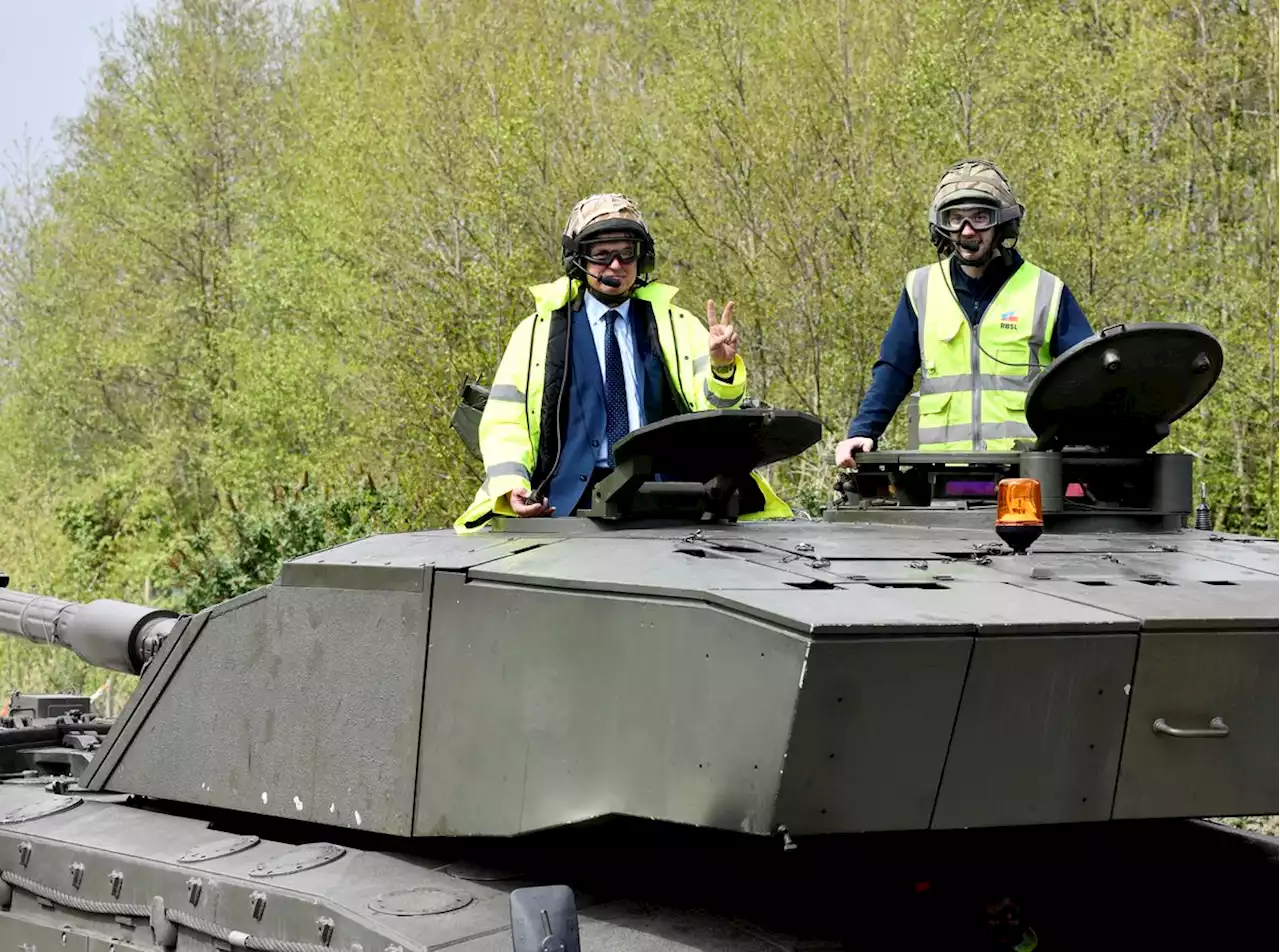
[{"x1": 1152, "y1": 716, "x2": 1230, "y2": 738}]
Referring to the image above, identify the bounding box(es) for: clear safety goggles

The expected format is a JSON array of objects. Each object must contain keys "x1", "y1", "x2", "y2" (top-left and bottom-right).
[
  {"x1": 579, "y1": 241, "x2": 642, "y2": 265},
  {"x1": 937, "y1": 204, "x2": 999, "y2": 232}
]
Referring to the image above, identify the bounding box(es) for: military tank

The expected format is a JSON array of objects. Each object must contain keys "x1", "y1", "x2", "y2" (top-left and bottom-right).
[{"x1": 2, "y1": 322, "x2": 1276, "y2": 951}]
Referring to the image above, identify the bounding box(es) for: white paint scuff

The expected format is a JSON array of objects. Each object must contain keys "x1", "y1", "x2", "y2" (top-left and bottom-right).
[
  {"x1": 294, "y1": 796, "x2": 305, "y2": 811},
  {"x1": 354, "y1": 810, "x2": 363, "y2": 826},
  {"x1": 261, "y1": 791, "x2": 269, "y2": 804}
]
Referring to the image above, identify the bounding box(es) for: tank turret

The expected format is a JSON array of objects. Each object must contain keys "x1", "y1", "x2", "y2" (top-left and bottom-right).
[{"x1": 0, "y1": 335, "x2": 1275, "y2": 951}]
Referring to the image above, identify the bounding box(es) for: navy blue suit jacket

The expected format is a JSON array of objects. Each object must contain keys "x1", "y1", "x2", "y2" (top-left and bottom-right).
[{"x1": 545, "y1": 304, "x2": 668, "y2": 514}]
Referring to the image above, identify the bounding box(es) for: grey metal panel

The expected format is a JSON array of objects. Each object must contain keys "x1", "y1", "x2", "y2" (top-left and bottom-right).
[
  {"x1": 100, "y1": 583, "x2": 430, "y2": 836},
  {"x1": 88, "y1": 934, "x2": 150, "y2": 952},
  {"x1": 467, "y1": 538, "x2": 816, "y2": 595},
  {"x1": 5, "y1": 921, "x2": 94, "y2": 952},
  {"x1": 490, "y1": 518, "x2": 973, "y2": 549},
  {"x1": 81, "y1": 600, "x2": 225, "y2": 791},
  {"x1": 823, "y1": 508, "x2": 1020, "y2": 531},
  {"x1": 820, "y1": 558, "x2": 994, "y2": 583},
  {"x1": 415, "y1": 572, "x2": 806, "y2": 836},
  {"x1": 279, "y1": 562, "x2": 426, "y2": 591},
  {"x1": 1113, "y1": 630, "x2": 1278, "y2": 819},
  {"x1": 710, "y1": 522, "x2": 1180, "y2": 558},
  {"x1": 931, "y1": 633, "x2": 1138, "y2": 829},
  {"x1": 0, "y1": 795, "x2": 522, "y2": 952},
  {"x1": 705, "y1": 525, "x2": 987, "y2": 560},
  {"x1": 286, "y1": 531, "x2": 550, "y2": 571},
  {"x1": 774, "y1": 637, "x2": 972, "y2": 833},
  {"x1": 986, "y1": 551, "x2": 1275, "y2": 584},
  {"x1": 1019, "y1": 532, "x2": 1219, "y2": 554},
  {"x1": 709, "y1": 582, "x2": 1137, "y2": 637},
  {"x1": 1018, "y1": 580, "x2": 1279, "y2": 631},
  {"x1": 1174, "y1": 537, "x2": 1280, "y2": 574},
  {"x1": 1108, "y1": 551, "x2": 1276, "y2": 582},
  {"x1": 85, "y1": 597, "x2": 256, "y2": 792},
  {"x1": 91, "y1": 583, "x2": 271, "y2": 783},
  {"x1": 492, "y1": 518, "x2": 1204, "y2": 558}
]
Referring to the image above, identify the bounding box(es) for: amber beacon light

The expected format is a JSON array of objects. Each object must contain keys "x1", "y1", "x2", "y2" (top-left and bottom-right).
[{"x1": 995, "y1": 478, "x2": 1043, "y2": 554}]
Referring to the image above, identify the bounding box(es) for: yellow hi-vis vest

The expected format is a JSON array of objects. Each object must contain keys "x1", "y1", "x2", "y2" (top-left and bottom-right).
[
  {"x1": 454, "y1": 276, "x2": 793, "y2": 532},
  {"x1": 906, "y1": 258, "x2": 1063, "y2": 451}
]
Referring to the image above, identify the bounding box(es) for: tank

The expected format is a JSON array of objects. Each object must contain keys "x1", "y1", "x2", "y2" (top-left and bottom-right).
[{"x1": 2, "y1": 322, "x2": 1276, "y2": 951}]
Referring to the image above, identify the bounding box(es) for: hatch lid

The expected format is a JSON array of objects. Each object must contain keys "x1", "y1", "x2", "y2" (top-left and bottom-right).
[{"x1": 1026, "y1": 322, "x2": 1223, "y2": 452}]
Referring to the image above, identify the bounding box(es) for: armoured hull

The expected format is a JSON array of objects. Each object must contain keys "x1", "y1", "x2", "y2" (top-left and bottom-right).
[
  {"x1": 3, "y1": 321, "x2": 1277, "y2": 950},
  {"x1": 2, "y1": 509, "x2": 1278, "y2": 952},
  {"x1": 56, "y1": 518, "x2": 1277, "y2": 838},
  {"x1": 2, "y1": 780, "x2": 1276, "y2": 952}
]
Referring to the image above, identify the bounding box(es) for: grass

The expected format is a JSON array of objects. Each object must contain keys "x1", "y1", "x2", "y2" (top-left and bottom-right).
[{"x1": 1212, "y1": 815, "x2": 1279, "y2": 837}]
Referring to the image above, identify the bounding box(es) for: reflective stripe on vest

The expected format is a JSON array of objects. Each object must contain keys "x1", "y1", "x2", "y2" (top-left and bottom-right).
[{"x1": 906, "y1": 259, "x2": 1061, "y2": 451}]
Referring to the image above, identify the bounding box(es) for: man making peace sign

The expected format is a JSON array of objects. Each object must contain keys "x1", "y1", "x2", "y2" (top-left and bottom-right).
[
  {"x1": 455, "y1": 193, "x2": 791, "y2": 530},
  {"x1": 706, "y1": 299, "x2": 739, "y2": 372}
]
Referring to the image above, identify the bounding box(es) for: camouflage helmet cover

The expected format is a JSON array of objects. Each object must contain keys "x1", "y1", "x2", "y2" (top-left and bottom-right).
[
  {"x1": 562, "y1": 193, "x2": 651, "y2": 246},
  {"x1": 928, "y1": 159, "x2": 1025, "y2": 228},
  {"x1": 561, "y1": 192, "x2": 655, "y2": 275}
]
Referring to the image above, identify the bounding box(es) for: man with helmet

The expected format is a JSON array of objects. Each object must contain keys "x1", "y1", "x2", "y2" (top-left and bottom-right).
[
  {"x1": 456, "y1": 192, "x2": 791, "y2": 529},
  {"x1": 836, "y1": 159, "x2": 1093, "y2": 465}
]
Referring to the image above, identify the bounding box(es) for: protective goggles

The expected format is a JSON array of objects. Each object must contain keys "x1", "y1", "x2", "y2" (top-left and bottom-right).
[
  {"x1": 578, "y1": 241, "x2": 642, "y2": 265},
  {"x1": 936, "y1": 204, "x2": 999, "y2": 232}
]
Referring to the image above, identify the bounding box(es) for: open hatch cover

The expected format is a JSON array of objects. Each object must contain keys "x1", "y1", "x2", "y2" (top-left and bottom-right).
[
  {"x1": 1026, "y1": 322, "x2": 1222, "y2": 453},
  {"x1": 611, "y1": 407, "x2": 822, "y2": 478}
]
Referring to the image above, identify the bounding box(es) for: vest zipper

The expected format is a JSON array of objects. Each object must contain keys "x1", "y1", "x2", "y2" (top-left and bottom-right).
[
  {"x1": 667, "y1": 307, "x2": 692, "y2": 412},
  {"x1": 946, "y1": 260, "x2": 1021, "y2": 450}
]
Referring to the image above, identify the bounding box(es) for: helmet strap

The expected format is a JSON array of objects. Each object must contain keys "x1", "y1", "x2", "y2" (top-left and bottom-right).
[{"x1": 586, "y1": 283, "x2": 633, "y2": 307}]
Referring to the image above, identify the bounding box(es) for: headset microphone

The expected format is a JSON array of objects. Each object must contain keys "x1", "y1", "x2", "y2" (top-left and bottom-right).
[{"x1": 598, "y1": 274, "x2": 622, "y2": 288}]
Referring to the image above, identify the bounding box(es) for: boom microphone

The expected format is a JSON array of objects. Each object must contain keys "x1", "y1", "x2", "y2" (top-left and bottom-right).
[{"x1": 598, "y1": 275, "x2": 622, "y2": 287}]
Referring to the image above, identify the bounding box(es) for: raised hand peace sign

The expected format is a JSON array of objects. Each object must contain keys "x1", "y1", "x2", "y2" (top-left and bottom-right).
[{"x1": 706, "y1": 299, "x2": 739, "y2": 370}]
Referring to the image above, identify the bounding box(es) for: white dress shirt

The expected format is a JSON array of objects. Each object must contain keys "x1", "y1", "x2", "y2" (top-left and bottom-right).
[{"x1": 583, "y1": 293, "x2": 643, "y2": 464}]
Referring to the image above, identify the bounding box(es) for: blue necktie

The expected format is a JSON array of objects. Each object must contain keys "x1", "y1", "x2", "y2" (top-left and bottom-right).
[{"x1": 603, "y1": 309, "x2": 629, "y2": 464}]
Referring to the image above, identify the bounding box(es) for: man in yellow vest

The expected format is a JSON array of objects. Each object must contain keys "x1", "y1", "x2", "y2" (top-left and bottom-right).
[
  {"x1": 836, "y1": 160, "x2": 1092, "y2": 465},
  {"x1": 456, "y1": 193, "x2": 791, "y2": 531}
]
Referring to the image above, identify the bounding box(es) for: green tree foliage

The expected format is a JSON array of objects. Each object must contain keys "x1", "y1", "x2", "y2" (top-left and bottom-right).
[
  {"x1": 159, "y1": 478, "x2": 410, "y2": 613},
  {"x1": 1, "y1": 0, "x2": 1275, "y2": 693}
]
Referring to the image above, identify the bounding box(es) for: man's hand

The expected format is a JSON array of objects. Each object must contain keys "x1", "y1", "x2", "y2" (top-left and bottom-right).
[
  {"x1": 505, "y1": 488, "x2": 555, "y2": 517},
  {"x1": 706, "y1": 299, "x2": 739, "y2": 371},
  {"x1": 835, "y1": 436, "x2": 875, "y2": 468}
]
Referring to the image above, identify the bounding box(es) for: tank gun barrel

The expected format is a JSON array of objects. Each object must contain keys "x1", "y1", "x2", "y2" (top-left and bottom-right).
[{"x1": 0, "y1": 588, "x2": 178, "y2": 675}]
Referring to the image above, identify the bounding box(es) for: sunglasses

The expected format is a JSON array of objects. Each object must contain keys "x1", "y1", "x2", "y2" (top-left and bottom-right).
[{"x1": 579, "y1": 242, "x2": 642, "y2": 265}]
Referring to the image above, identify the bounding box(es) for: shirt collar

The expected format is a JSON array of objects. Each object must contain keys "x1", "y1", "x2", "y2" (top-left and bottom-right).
[{"x1": 584, "y1": 291, "x2": 631, "y2": 326}]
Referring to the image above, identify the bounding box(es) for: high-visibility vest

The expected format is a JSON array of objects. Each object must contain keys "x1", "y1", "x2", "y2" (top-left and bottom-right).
[
  {"x1": 906, "y1": 258, "x2": 1063, "y2": 451},
  {"x1": 454, "y1": 276, "x2": 792, "y2": 531}
]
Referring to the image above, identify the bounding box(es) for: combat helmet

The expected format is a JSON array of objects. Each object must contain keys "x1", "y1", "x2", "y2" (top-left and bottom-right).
[
  {"x1": 927, "y1": 159, "x2": 1025, "y2": 257},
  {"x1": 561, "y1": 193, "x2": 656, "y2": 280}
]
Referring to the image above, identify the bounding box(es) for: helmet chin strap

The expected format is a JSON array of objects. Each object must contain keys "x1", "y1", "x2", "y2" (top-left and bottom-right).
[{"x1": 588, "y1": 286, "x2": 632, "y2": 306}]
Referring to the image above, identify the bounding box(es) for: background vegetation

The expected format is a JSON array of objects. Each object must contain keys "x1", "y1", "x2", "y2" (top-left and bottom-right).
[{"x1": 1, "y1": 0, "x2": 1276, "y2": 699}]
